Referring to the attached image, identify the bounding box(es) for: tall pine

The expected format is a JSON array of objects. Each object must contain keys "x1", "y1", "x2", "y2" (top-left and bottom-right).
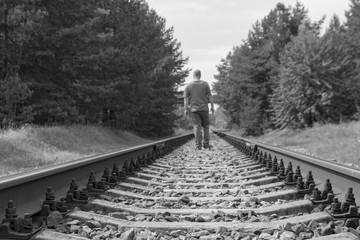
[{"x1": 213, "y1": 3, "x2": 307, "y2": 134}]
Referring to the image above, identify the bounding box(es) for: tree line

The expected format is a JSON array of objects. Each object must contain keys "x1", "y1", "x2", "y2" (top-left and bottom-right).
[
  {"x1": 213, "y1": 1, "x2": 360, "y2": 135},
  {"x1": 0, "y1": 0, "x2": 188, "y2": 137}
]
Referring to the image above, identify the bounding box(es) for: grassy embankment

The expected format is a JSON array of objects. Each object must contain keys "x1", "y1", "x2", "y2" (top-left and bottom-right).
[
  {"x1": 2, "y1": 121, "x2": 359, "y2": 177},
  {"x1": 0, "y1": 125, "x2": 151, "y2": 177},
  {"x1": 242, "y1": 121, "x2": 360, "y2": 169}
]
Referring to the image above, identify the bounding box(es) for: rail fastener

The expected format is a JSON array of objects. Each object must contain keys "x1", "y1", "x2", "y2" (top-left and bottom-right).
[{"x1": 0, "y1": 201, "x2": 41, "y2": 240}]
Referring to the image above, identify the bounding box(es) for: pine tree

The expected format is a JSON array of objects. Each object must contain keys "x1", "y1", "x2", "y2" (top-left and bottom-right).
[
  {"x1": 213, "y1": 3, "x2": 307, "y2": 134},
  {"x1": 270, "y1": 18, "x2": 355, "y2": 128},
  {"x1": 343, "y1": 0, "x2": 360, "y2": 115},
  {"x1": 0, "y1": 0, "x2": 46, "y2": 127},
  {"x1": 0, "y1": 0, "x2": 189, "y2": 136}
]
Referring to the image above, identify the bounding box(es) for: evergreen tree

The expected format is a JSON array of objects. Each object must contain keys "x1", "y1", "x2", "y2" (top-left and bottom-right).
[
  {"x1": 0, "y1": 0, "x2": 45, "y2": 127},
  {"x1": 0, "y1": 0, "x2": 188, "y2": 136},
  {"x1": 213, "y1": 2, "x2": 307, "y2": 134},
  {"x1": 270, "y1": 19, "x2": 355, "y2": 128},
  {"x1": 344, "y1": 0, "x2": 360, "y2": 115}
]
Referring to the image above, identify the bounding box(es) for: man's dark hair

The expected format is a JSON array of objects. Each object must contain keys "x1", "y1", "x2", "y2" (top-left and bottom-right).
[{"x1": 193, "y1": 69, "x2": 201, "y2": 79}]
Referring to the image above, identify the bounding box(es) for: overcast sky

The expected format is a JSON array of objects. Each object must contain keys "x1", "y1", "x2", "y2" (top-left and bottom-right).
[{"x1": 145, "y1": 0, "x2": 351, "y2": 88}]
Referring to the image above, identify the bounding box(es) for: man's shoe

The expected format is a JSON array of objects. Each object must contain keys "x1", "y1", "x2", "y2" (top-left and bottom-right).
[
  {"x1": 203, "y1": 144, "x2": 212, "y2": 149},
  {"x1": 195, "y1": 146, "x2": 202, "y2": 150}
]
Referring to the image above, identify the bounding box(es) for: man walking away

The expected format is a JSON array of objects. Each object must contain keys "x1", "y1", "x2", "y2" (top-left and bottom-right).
[{"x1": 184, "y1": 69, "x2": 214, "y2": 150}]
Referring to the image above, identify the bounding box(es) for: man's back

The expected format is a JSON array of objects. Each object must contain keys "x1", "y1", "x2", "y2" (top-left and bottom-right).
[{"x1": 184, "y1": 80, "x2": 211, "y2": 112}]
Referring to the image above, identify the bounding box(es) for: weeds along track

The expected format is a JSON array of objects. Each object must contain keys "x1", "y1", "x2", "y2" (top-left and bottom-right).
[{"x1": 0, "y1": 133, "x2": 360, "y2": 239}]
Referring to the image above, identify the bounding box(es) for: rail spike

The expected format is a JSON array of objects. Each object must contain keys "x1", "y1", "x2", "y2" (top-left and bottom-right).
[
  {"x1": 278, "y1": 159, "x2": 285, "y2": 171},
  {"x1": 102, "y1": 167, "x2": 118, "y2": 187},
  {"x1": 294, "y1": 166, "x2": 302, "y2": 181},
  {"x1": 305, "y1": 171, "x2": 315, "y2": 188},
  {"x1": 341, "y1": 187, "x2": 356, "y2": 213},
  {"x1": 42, "y1": 187, "x2": 67, "y2": 214},
  {"x1": 285, "y1": 170, "x2": 296, "y2": 185},
  {"x1": 112, "y1": 164, "x2": 119, "y2": 178},
  {"x1": 271, "y1": 157, "x2": 278, "y2": 175},
  {"x1": 285, "y1": 162, "x2": 293, "y2": 175},
  {"x1": 328, "y1": 188, "x2": 359, "y2": 218},
  {"x1": 0, "y1": 200, "x2": 41, "y2": 240},
  {"x1": 87, "y1": 171, "x2": 110, "y2": 193},
  {"x1": 321, "y1": 179, "x2": 334, "y2": 200},
  {"x1": 66, "y1": 178, "x2": 88, "y2": 204},
  {"x1": 266, "y1": 154, "x2": 272, "y2": 170},
  {"x1": 310, "y1": 179, "x2": 334, "y2": 205},
  {"x1": 277, "y1": 167, "x2": 286, "y2": 180},
  {"x1": 261, "y1": 153, "x2": 267, "y2": 166}
]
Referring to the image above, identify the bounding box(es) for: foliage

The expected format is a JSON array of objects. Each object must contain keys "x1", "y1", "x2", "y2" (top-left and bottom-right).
[
  {"x1": 214, "y1": 1, "x2": 360, "y2": 134},
  {"x1": 0, "y1": 73, "x2": 33, "y2": 127},
  {"x1": 270, "y1": 20, "x2": 355, "y2": 128},
  {"x1": 0, "y1": 0, "x2": 188, "y2": 136},
  {"x1": 343, "y1": 0, "x2": 360, "y2": 114},
  {"x1": 214, "y1": 3, "x2": 307, "y2": 135}
]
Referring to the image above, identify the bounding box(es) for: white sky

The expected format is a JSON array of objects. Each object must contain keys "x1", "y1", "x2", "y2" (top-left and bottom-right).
[{"x1": 145, "y1": 0, "x2": 351, "y2": 89}]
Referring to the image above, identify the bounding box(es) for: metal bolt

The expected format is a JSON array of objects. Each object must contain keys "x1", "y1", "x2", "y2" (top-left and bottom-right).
[
  {"x1": 286, "y1": 162, "x2": 293, "y2": 175},
  {"x1": 88, "y1": 171, "x2": 96, "y2": 185},
  {"x1": 112, "y1": 164, "x2": 119, "y2": 177},
  {"x1": 305, "y1": 171, "x2": 315, "y2": 188},
  {"x1": 311, "y1": 188, "x2": 321, "y2": 200},
  {"x1": 5, "y1": 200, "x2": 18, "y2": 218},
  {"x1": 79, "y1": 188, "x2": 88, "y2": 201},
  {"x1": 102, "y1": 167, "x2": 111, "y2": 182},
  {"x1": 331, "y1": 198, "x2": 342, "y2": 214},
  {"x1": 278, "y1": 167, "x2": 285, "y2": 178},
  {"x1": 345, "y1": 187, "x2": 355, "y2": 203},
  {"x1": 296, "y1": 177, "x2": 305, "y2": 190},
  {"x1": 279, "y1": 159, "x2": 284, "y2": 171},
  {"x1": 46, "y1": 187, "x2": 56, "y2": 201},
  {"x1": 294, "y1": 166, "x2": 302, "y2": 181},
  {"x1": 57, "y1": 197, "x2": 68, "y2": 212},
  {"x1": 286, "y1": 170, "x2": 294, "y2": 183},
  {"x1": 97, "y1": 178, "x2": 107, "y2": 190},
  {"x1": 272, "y1": 157, "x2": 278, "y2": 173},
  {"x1": 110, "y1": 172, "x2": 118, "y2": 183},
  {"x1": 69, "y1": 178, "x2": 78, "y2": 192},
  {"x1": 322, "y1": 179, "x2": 333, "y2": 199},
  {"x1": 266, "y1": 154, "x2": 272, "y2": 170}
]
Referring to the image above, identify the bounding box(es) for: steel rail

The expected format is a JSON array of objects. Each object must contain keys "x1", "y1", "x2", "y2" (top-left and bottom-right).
[
  {"x1": 0, "y1": 133, "x2": 193, "y2": 218},
  {"x1": 214, "y1": 131, "x2": 360, "y2": 206}
]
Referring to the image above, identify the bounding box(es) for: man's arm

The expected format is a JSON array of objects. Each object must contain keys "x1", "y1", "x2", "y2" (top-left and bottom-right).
[
  {"x1": 184, "y1": 96, "x2": 189, "y2": 115},
  {"x1": 209, "y1": 94, "x2": 214, "y2": 114},
  {"x1": 184, "y1": 87, "x2": 189, "y2": 115},
  {"x1": 206, "y1": 84, "x2": 214, "y2": 114}
]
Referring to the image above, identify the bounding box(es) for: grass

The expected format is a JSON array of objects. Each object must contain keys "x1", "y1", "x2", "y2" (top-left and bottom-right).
[
  {"x1": 2, "y1": 121, "x2": 359, "y2": 177},
  {"x1": 244, "y1": 121, "x2": 360, "y2": 169},
  {"x1": 0, "y1": 125, "x2": 151, "y2": 177}
]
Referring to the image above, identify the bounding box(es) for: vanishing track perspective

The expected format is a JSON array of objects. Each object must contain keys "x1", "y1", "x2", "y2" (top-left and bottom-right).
[{"x1": 0, "y1": 132, "x2": 360, "y2": 240}]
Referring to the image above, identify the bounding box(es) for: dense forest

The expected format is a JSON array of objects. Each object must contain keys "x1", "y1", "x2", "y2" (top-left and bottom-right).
[
  {"x1": 0, "y1": 0, "x2": 188, "y2": 137},
  {"x1": 214, "y1": 0, "x2": 360, "y2": 135}
]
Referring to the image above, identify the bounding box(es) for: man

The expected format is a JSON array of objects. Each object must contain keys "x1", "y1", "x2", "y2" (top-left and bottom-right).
[{"x1": 184, "y1": 69, "x2": 214, "y2": 150}]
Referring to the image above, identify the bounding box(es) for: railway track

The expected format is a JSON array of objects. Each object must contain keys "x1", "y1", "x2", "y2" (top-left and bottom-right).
[{"x1": 0, "y1": 132, "x2": 360, "y2": 239}]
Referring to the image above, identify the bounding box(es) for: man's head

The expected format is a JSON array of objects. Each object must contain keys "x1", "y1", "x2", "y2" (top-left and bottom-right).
[{"x1": 193, "y1": 69, "x2": 201, "y2": 80}]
